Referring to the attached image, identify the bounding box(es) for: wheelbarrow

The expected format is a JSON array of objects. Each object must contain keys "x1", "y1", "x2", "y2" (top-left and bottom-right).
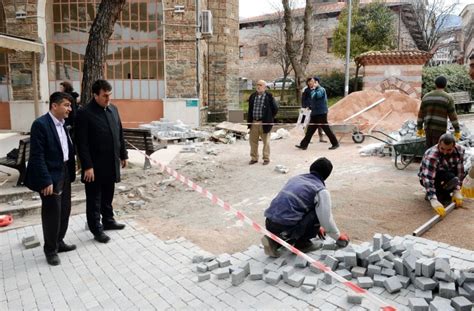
[{"x1": 364, "y1": 130, "x2": 427, "y2": 170}]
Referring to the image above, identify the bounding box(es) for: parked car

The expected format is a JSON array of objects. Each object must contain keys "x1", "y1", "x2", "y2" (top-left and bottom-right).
[{"x1": 266, "y1": 77, "x2": 295, "y2": 90}]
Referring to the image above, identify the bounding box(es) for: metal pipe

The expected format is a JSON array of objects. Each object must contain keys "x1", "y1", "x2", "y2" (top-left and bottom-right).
[
  {"x1": 412, "y1": 203, "x2": 456, "y2": 237},
  {"x1": 343, "y1": 0, "x2": 352, "y2": 97}
]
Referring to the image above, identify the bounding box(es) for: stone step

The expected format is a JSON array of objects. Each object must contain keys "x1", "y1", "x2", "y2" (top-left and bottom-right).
[{"x1": 0, "y1": 194, "x2": 86, "y2": 217}]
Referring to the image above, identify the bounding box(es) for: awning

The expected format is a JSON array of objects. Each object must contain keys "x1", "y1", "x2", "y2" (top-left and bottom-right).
[{"x1": 0, "y1": 34, "x2": 43, "y2": 54}]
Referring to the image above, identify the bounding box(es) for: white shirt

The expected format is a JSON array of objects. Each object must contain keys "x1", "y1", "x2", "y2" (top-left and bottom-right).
[
  {"x1": 315, "y1": 189, "x2": 340, "y2": 240},
  {"x1": 49, "y1": 112, "x2": 69, "y2": 162}
]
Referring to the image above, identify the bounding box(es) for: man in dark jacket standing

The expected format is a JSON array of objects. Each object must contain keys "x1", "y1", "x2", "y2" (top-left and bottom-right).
[
  {"x1": 76, "y1": 79, "x2": 128, "y2": 243},
  {"x1": 296, "y1": 77, "x2": 339, "y2": 150},
  {"x1": 247, "y1": 80, "x2": 278, "y2": 165},
  {"x1": 25, "y1": 92, "x2": 77, "y2": 266}
]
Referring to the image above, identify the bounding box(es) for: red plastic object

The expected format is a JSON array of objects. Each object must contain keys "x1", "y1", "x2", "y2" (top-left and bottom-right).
[{"x1": 0, "y1": 214, "x2": 13, "y2": 227}]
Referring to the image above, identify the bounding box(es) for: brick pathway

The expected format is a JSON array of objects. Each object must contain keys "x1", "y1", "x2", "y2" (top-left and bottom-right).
[{"x1": 1, "y1": 214, "x2": 473, "y2": 310}]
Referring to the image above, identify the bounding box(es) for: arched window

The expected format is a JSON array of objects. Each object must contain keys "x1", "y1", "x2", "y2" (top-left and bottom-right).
[{"x1": 46, "y1": 0, "x2": 165, "y2": 100}]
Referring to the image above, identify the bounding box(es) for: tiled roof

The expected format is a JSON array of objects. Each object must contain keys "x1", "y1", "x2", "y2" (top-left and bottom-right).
[{"x1": 355, "y1": 50, "x2": 433, "y2": 65}]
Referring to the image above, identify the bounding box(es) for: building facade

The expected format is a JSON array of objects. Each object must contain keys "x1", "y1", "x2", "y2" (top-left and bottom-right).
[{"x1": 0, "y1": 0, "x2": 238, "y2": 131}]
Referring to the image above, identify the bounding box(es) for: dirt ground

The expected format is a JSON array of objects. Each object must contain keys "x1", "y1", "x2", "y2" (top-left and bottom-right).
[{"x1": 111, "y1": 122, "x2": 474, "y2": 255}]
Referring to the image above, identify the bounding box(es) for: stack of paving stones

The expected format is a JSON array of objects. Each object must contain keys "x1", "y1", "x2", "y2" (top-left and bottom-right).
[
  {"x1": 139, "y1": 118, "x2": 208, "y2": 141},
  {"x1": 193, "y1": 234, "x2": 474, "y2": 311}
]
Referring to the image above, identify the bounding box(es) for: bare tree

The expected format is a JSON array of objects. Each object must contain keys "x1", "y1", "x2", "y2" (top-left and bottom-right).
[
  {"x1": 411, "y1": 0, "x2": 460, "y2": 52},
  {"x1": 282, "y1": 0, "x2": 313, "y2": 104},
  {"x1": 80, "y1": 0, "x2": 127, "y2": 106}
]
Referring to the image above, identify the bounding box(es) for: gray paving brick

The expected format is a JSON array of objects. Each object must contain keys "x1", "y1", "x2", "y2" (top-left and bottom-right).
[
  {"x1": 347, "y1": 293, "x2": 363, "y2": 305},
  {"x1": 384, "y1": 276, "x2": 403, "y2": 294},
  {"x1": 264, "y1": 271, "x2": 281, "y2": 285},
  {"x1": 286, "y1": 273, "x2": 305, "y2": 287},
  {"x1": 421, "y1": 259, "x2": 435, "y2": 278},
  {"x1": 408, "y1": 297, "x2": 429, "y2": 311},
  {"x1": 414, "y1": 277, "x2": 437, "y2": 291},
  {"x1": 397, "y1": 275, "x2": 411, "y2": 289},
  {"x1": 325, "y1": 256, "x2": 339, "y2": 271},
  {"x1": 404, "y1": 254, "x2": 417, "y2": 272},
  {"x1": 301, "y1": 285, "x2": 314, "y2": 294},
  {"x1": 368, "y1": 249, "x2": 385, "y2": 263},
  {"x1": 429, "y1": 297, "x2": 454, "y2": 311},
  {"x1": 231, "y1": 268, "x2": 246, "y2": 286},
  {"x1": 345, "y1": 252, "x2": 358, "y2": 268},
  {"x1": 336, "y1": 269, "x2": 352, "y2": 280},
  {"x1": 357, "y1": 277, "x2": 374, "y2": 289},
  {"x1": 381, "y1": 268, "x2": 396, "y2": 277},
  {"x1": 373, "y1": 233, "x2": 383, "y2": 250},
  {"x1": 373, "y1": 274, "x2": 388, "y2": 288},
  {"x1": 462, "y1": 282, "x2": 474, "y2": 295},
  {"x1": 451, "y1": 296, "x2": 473, "y2": 311},
  {"x1": 197, "y1": 273, "x2": 210, "y2": 282},
  {"x1": 214, "y1": 267, "x2": 230, "y2": 279},
  {"x1": 323, "y1": 272, "x2": 334, "y2": 284},
  {"x1": 249, "y1": 264, "x2": 263, "y2": 280},
  {"x1": 206, "y1": 260, "x2": 219, "y2": 271},
  {"x1": 294, "y1": 255, "x2": 308, "y2": 268},
  {"x1": 439, "y1": 281, "x2": 456, "y2": 299},
  {"x1": 415, "y1": 289, "x2": 433, "y2": 302},
  {"x1": 367, "y1": 264, "x2": 382, "y2": 278},
  {"x1": 351, "y1": 266, "x2": 367, "y2": 278},
  {"x1": 459, "y1": 271, "x2": 474, "y2": 286}
]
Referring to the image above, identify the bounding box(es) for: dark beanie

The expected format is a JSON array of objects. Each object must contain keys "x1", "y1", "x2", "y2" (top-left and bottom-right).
[{"x1": 309, "y1": 157, "x2": 333, "y2": 181}]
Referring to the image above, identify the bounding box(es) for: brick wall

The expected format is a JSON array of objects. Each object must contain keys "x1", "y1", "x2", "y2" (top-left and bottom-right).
[{"x1": 362, "y1": 64, "x2": 422, "y2": 98}]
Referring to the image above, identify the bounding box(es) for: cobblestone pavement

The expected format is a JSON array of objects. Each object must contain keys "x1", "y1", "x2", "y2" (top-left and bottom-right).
[{"x1": 1, "y1": 214, "x2": 474, "y2": 310}]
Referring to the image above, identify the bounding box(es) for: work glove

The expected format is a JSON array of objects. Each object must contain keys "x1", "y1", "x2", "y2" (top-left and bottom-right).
[
  {"x1": 416, "y1": 128, "x2": 425, "y2": 137},
  {"x1": 430, "y1": 199, "x2": 446, "y2": 218},
  {"x1": 452, "y1": 190, "x2": 463, "y2": 208},
  {"x1": 336, "y1": 233, "x2": 350, "y2": 248},
  {"x1": 454, "y1": 131, "x2": 462, "y2": 141},
  {"x1": 317, "y1": 227, "x2": 326, "y2": 240}
]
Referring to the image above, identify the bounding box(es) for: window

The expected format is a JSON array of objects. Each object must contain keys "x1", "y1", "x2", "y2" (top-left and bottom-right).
[
  {"x1": 327, "y1": 38, "x2": 333, "y2": 53},
  {"x1": 259, "y1": 43, "x2": 268, "y2": 57},
  {"x1": 239, "y1": 45, "x2": 244, "y2": 59}
]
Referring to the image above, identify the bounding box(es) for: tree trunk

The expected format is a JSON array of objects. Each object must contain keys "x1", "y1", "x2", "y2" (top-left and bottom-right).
[
  {"x1": 354, "y1": 64, "x2": 361, "y2": 92},
  {"x1": 80, "y1": 0, "x2": 126, "y2": 106}
]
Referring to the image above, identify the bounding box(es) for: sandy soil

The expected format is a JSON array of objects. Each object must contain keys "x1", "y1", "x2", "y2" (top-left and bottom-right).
[{"x1": 112, "y1": 124, "x2": 474, "y2": 255}]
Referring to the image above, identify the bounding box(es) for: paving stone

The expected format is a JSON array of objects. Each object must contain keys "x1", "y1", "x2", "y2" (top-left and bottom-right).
[
  {"x1": 231, "y1": 268, "x2": 246, "y2": 286},
  {"x1": 434, "y1": 271, "x2": 455, "y2": 282},
  {"x1": 215, "y1": 267, "x2": 230, "y2": 279},
  {"x1": 203, "y1": 255, "x2": 215, "y2": 262},
  {"x1": 238, "y1": 261, "x2": 250, "y2": 276},
  {"x1": 404, "y1": 254, "x2": 417, "y2": 272},
  {"x1": 287, "y1": 273, "x2": 305, "y2": 287},
  {"x1": 301, "y1": 285, "x2": 314, "y2": 294},
  {"x1": 337, "y1": 262, "x2": 348, "y2": 270},
  {"x1": 323, "y1": 272, "x2": 334, "y2": 284},
  {"x1": 21, "y1": 236, "x2": 40, "y2": 249},
  {"x1": 408, "y1": 297, "x2": 429, "y2": 311},
  {"x1": 264, "y1": 271, "x2": 281, "y2": 285},
  {"x1": 357, "y1": 277, "x2": 373, "y2": 289},
  {"x1": 249, "y1": 265, "x2": 263, "y2": 280},
  {"x1": 344, "y1": 252, "x2": 357, "y2": 268},
  {"x1": 435, "y1": 257, "x2": 451, "y2": 274},
  {"x1": 429, "y1": 297, "x2": 454, "y2": 311},
  {"x1": 351, "y1": 267, "x2": 366, "y2": 278},
  {"x1": 421, "y1": 259, "x2": 435, "y2": 278},
  {"x1": 294, "y1": 256, "x2": 308, "y2": 268},
  {"x1": 397, "y1": 275, "x2": 411, "y2": 289},
  {"x1": 462, "y1": 282, "x2": 474, "y2": 295},
  {"x1": 216, "y1": 256, "x2": 231, "y2": 268},
  {"x1": 336, "y1": 269, "x2": 352, "y2": 280},
  {"x1": 367, "y1": 264, "x2": 382, "y2": 278},
  {"x1": 451, "y1": 296, "x2": 473, "y2": 311},
  {"x1": 196, "y1": 264, "x2": 208, "y2": 273},
  {"x1": 323, "y1": 240, "x2": 338, "y2": 250},
  {"x1": 415, "y1": 289, "x2": 433, "y2": 302},
  {"x1": 197, "y1": 273, "x2": 211, "y2": 282},
  {"x1": 373, "y1": 233, "x2": 383, "y2": 250},
  {"x1": 325, "y1": 256, "x2": 339, "y2": 271},
  {"x1": 347, "y1": 293, "x2": 363, "y2": 305},
  {"x1": 281, "y1": 266, "x2": 295, "y2": 282},
  {"x1": 368, "y1": 249, "x2": 385, "y2": 263},
  {"x1": 384, "y1": 276, "x2": 403, "y2": 294},
  {"x1": 206, "y1": 260, "x2": 219, "y2": 271},
  {"x1": 459, "y1": 271, "x2": 474, "y2": 286},
  {"x1": 416, "y1": 258, "x2": 426, "y2": 276},
  {"x1": 438, "y1": 281, "x2": 456, "y2": 299},
  {"x1": 381, "y1": 268, "x2": 396, "y2": 277},
  {"x1": 303, "y1": 276, "x2": 319, "y2": 288},
  {"x1": 414, "y1": 277, "x2": 438, "y2": 291},
  {"x1": 355, "y1": 245, "x2": 371, "y2": 261},
  {"x1": 383, "y1": 251, "x2": 395, "y2": 262},
  {"x1": 309, "y1": 264, "x2": 323, "y2": 274},
  {"x1": 192, "y1": 255, "x2": 204, "y2": 263},
  {"x1": 373, "y1": 274, "x2": 388, "y2": 288},
  {"x1": 273, "y1": 257, "x2": 287, "y2": 268},
  {"x1": 264, "y1": 263, "x2": 280, "y2": 273}
]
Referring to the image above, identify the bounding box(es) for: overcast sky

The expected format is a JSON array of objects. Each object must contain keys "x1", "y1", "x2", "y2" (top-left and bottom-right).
[{"x1": 239, "y1": 0, "x2": 473, "y2": 18}]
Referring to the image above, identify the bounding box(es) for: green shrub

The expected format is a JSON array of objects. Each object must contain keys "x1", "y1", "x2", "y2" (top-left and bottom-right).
[
  {"x1": 314, "y1": 71, "x2": 363, "y2": 97},
  {"x1": 422, "y1": 64, "x2": 473, "y2": 96}
]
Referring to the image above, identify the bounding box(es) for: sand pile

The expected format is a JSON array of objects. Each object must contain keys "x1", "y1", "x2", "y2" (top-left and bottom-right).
[{"x1": 328, "y1": 90, "x2": 421, "y2": 132}]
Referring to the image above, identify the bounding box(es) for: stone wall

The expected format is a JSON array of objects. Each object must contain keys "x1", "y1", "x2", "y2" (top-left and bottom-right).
[{"x1": 362, "y1": 64, "x2": 422, "y2": 98}]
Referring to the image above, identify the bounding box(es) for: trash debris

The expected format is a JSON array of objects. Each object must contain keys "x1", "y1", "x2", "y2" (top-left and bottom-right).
[
  {"x1": 271, "y1": 128, "x2": 290, "y2": 140},
  {"x1": 358, "y1": 143, "x2": 386, "y2": 157},
  {"x1": 274, "y1": 165, "x2": 289, "y2": 174},
  {"x1": 206, "y1": 148, "x2": 218, "y2": 155},
  {"x1": 139, "y1": 118, "x2": 209, "y2": 142},
  {"x1": 0, "y1": 214, "x2": 13, "y2": 227}
]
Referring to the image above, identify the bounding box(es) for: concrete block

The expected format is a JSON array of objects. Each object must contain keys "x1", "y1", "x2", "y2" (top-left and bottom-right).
[
  {"x1": 373, "y1": 233, "x2": 382, "y2": 250},
  {"x1": 192, "y1": 255, "x2": 204, "y2": 263},
  {"x1": 429, "y1": 297, "x2": 454, "y2": 311},
  {"x1": 325, "y1": 256, "x2": 339, "y2": 271},
  {"x1": 334, "y1": 250, "x2": 346, "y2": 261},
  {"x1": 377, "y1": 259, "x2": 395, "y2": 270},
  {"x1": 356, "y1": 245, "x2": 371, "y2": 261},
  {"x1": 323, "y1": 240, "x2": 338, "y2": 250},
  {"x1": 394, "y1": 257, "x2": 408, "y2": 276},
  {"x1": 381, "y1": 268, "x2": 396, "y2": 277},
  {"x1": 384, "y1": 276, "x2": 403, "y2": 294},
  {"x1": 197, "y1": 273, "x2": 211, "y2": 282},
  {"x1": 206, "y1": 260, "x2": 219, "y2": 271},
  {"x1": 434, "y1": 271, "x2": 455, "y2": 283},
  {"x1": 414, "y1": 277, "x2": 438, "y2": 291},
  {"x1": 336, "y1": 269, "x2": 352, "y2": 280},
  {"x1": 22, "y1": 236, "x2": 40, "y2": 249},
  {"x1": 264, "y1": 263, "x2": 280, "y2": 273},
  {"x1": 367, "y1": 264, "x2": 382, "y2": 278},
  {"x1": 435, "y1": 257, "x2": 451, "y2": 274},
  {"x1": 303, "y1": 276, "x2": 319, "y2": 288},
  {"x1": 462, "y1": 282, "x2": 474, "y2": 295},
  {"x1": 397, "y1": 275, "x2": 411, "y2": 289},
  {"x1": 231, "y1": 268, "x2": 246, "y2": 286},
  {"x1": 323, "y1": 272, "x2": 333, "y2": 284},
  {"x1": 458, "y1": 286, "x2": 474, "y2": 301},
  {"x1": 347, "y1": 294, "x2": 363, "y2": 305},
  {"x1": 351, "y1": 266, "x2": 367, "y2": 278},
  {"x1": 249, "y1": 265, "x2": 263, "y2": 280},
  {"x1": 421, "y1": 259, "x2": 435, "y2": 278},
  {"x1": 264, "y1": 271, "x2": 281, "y2": 285},
  {"x1": 294, "y1": 255, "x2": 308, "y2": 268},
  {"x1": 416, "y1": 258, "x2": 425, "y2": 276},
  {"x1": 309, "y1": 264, "x2": 322, "y2": 274},
  {"x1": 383, "y1": 251, "x2": 395, "y2": 262},
  {"x1": 390, "y1": 243, "x2": 406, "y2": 256},
  {"x1": 408, "y1": 297, "x2": 429, "y2": 311},
  {"x1": 373, "y1": 274, "x2": 387, "y2": 288},
  {"x1": 451, "y1": 296, "x2": 473, "y2": 311},
  {"x1": 238, "y1": 261, "x2": 250, "y2": 276},
  {"x1": 273, "y1": 257, "x2": 287, "y2": 268},
  {"x1": 282, "y1": 266, "x2": 295, "y2": 282},
  {"x1": 459, "y1": 271, "x2": 474, "y2": 286},
  {"x1": 345, "y1": 252, "x2": 357, "y2": 268},
  {"x1": 357, "y1": 277, "x2": 374, "y2": 289},
  {"x1": 197, "y1": 264, "x2": 208, "y2": 273},
  {"x1": 359, "y1": 259, "x2": 369, "y2": 268},
  {"x1": 438, "y1": 281, "x2": 456, "y2": 299},
  {"x1": 203, "y1": 255, "x2": 215, "y2": 262},
  {"x1": 368, "y1": 249, "x2": 385, "y2": 263},
  {"x1": 301, "y1": 285, "x2": 315, "y2": 294},
  {"x1": 337, "y1": 262, "x2": 348, "y2": 270},
  {"x1": 287, "y1": 273, "x2": 305, "y2": 287},
  {"x1": 404, "y1": 254, "x2": 417, "y2": 272},
  {"x1": 415, "y1": 289, "x2": 433, "y2": 302},
  {"x1": 215, "y1": 267, "x2": 230, "y2": 279}
]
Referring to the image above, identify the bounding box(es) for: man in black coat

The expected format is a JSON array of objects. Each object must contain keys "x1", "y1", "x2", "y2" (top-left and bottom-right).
[
  {"x1": 76, "y1": 79, "x2": 128, "y2": 243},
  {"x1": 247, "y1": 80, "x2": 278, "y2": 165},
  {"x1": 25, "y1": 92, "x2": 77, "y2": 266}
]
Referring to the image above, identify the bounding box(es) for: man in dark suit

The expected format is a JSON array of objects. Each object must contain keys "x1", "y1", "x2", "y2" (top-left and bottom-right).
[
  {"x1": 25, "y1": 92, "x2": 77, "y2": 266},
  {"x1": 76, "y1": 79, "x2": 128, "y2": 243}
]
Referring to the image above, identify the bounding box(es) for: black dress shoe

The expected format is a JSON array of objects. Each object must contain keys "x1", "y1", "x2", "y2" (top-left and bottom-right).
[
  {"x1": 103, "y1": 221, "x2": 126, "y2": 230},
  {"x1": 295, "y1": 145, "x2": 307, "y2": 150},
  {"x1": 328, "y1": 144, "x2": 339, "y2": 150},
  {"x1": 58, "y1": 241, "x2": 77, "y2": 253},
  {"x1": 46, "y1": 254, "x2": 61, "y2": 266},
  {"x1": 94, "y1": 232, "x2": 111, "y2": 243}
]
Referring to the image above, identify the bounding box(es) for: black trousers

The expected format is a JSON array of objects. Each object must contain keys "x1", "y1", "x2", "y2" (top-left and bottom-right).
[
  {"x1": 300, "y1": 114, "x2": 338, "y2": 148},
  {"x1": 425, "y1": 129, "x2": 446, "y2": 149},
  {"x1": 434, "y1": 170, "x2": 458, "y2": 202},
  {"x1": 85, "y1": 180, "x2": 116, "y2": 235},
  {"x1": 41, "y1": 164, "x2": 71, "y2": 256},
  {"x1": 265, "y1": 210, "x2": 320, "y2": 245}
]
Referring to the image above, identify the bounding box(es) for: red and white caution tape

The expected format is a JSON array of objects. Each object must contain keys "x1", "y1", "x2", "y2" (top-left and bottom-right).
[{"x1": 126, "y1": 141, "x2": 396, "y2": 311}]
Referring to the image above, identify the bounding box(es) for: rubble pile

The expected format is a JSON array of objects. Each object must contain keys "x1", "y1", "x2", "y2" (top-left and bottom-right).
[
  {"x1": 191, "y1": 234, "x2": 474, "y2": 310},
  {"x1": 139, "y1": 118, "x2": 209, "y2": 141}
]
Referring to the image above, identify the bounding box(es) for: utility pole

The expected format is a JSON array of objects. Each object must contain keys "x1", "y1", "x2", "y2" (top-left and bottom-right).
[{"x1": 344, "y1": 0, "x2": 352, "y2": 97}]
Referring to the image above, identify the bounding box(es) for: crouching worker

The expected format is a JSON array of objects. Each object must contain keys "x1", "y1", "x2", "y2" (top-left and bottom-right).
[
  {"x1": 261, "y1": 157, "x2": 350, "y2": 257},
  {"x1": 419, "y1": 133, "x2": 465, "y2": 218}
]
